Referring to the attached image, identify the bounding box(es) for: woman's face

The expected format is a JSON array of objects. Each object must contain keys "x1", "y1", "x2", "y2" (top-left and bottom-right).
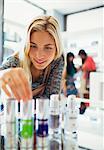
[
  {"x1": 29, "y1": 31, "x2": 56, "y2": 70},
  {"x1": 68, "y1": 56, "x2": 74, "y2": 62}
]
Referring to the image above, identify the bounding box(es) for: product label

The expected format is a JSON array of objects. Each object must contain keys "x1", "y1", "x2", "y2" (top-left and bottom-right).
[
  {"x1": 49, "y1": 115, "x2": 59, "y2": 129},
  {"x1": 20, "y1": 119, "x2": 34, "y2": 139},
  {"x1": 36, "y1": 119, "x2": 48, "y2": 137},
  {"x1": 16, "y1": 118, "x2": 34, "y2": 148}
]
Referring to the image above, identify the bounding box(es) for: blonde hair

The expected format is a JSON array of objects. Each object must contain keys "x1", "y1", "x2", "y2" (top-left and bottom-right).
[{"x1": 19, "y1": 15, "x2": 63, "y2": 82}]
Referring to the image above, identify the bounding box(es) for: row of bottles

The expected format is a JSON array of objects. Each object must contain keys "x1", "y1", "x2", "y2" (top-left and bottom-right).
[
  {"x1": 4, "y1": 98, "x2": 34, "y2": 149},
  {"x1": 0, "y1": 94, "x2": 79, "y2": 150},
  {"x1": 36, "y1": 94, "x2": 79, "y2": 150}
]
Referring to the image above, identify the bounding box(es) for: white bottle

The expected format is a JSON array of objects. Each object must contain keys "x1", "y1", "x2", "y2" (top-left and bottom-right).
[
  {"x1": 16, "y1": 99, "x2": 35, "y2": 149},
  {"x1": 64, "y1": 95, "x2": 78, "y2": 139},
  {"x1": 4, "y1": 98, "x2": 16, "y2": 149},
  {"x1": 36, "y1": 98, "x2": 49, "y2": 148},
  {"x1": 49, "y1": 94, "x2": 62, "y2": 150},
  {"x1": 49, "y1": 94, "x2": 61, "y2": 138}
]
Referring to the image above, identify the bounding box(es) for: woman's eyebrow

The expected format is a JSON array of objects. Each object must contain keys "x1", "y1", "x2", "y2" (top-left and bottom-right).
[
  {"x1": 30, "y1": 42, "x2": 37, "y2": 45},
  {"x1": 44, "y1": 44, "x2": 55, "y2": 46},
  {"x1": 30, "y1": 42, "x2": 54, "y2": 46}
]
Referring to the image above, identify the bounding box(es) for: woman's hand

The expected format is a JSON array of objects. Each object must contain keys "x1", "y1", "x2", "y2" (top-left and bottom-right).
[
  {"x1": 61, "y1": 79, "x2": 67, "y2": 97},
  {"x1": 0, "y1": 68, "x2": 32, "y2": 101},
  {"x1": 63, "y1": 87, "x2": 67, "y2": 97}
]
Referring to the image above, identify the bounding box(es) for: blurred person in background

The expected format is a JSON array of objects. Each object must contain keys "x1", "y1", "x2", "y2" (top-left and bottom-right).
[
  {"x1": 62, "y1": 52, "x2": 78, "y2": 97},
  {"x1": 0, "y1": 15, "x2": 64, "y2": 101},
  {"x1": 78, "y1": 49, "x2": 96, "y2": 97}
]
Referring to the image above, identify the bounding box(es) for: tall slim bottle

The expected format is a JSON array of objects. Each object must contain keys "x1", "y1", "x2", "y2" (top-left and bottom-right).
[
  {"x1": 36, "y1": 98, "x2": 49, "y2": 148},
  {"x1": 16, "y1": 99, "x2": 34, "y2": 149},
  {"x1": 49, "y1": 94, "x2": 62, "y2": 150},
  {"x1": 49, "y1": 94, "x2": 61, "y2": 137},
  {"x1": 64, "y1": 95, "x2": 78, "y2": 149},
  {"x1": 64, "y1": 95, "x2": 78, "y2": 138},
  {"x1": 4, "y1": 98, "x2": 16, "y2": 149},
  {"x1": 0, "y1": 101, "x2": 5, "y2": 150}
]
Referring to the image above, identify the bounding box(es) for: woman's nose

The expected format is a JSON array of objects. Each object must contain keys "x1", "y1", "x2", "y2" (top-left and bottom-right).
[{"x1": 36, "y1": 48, "x2": 44, "y2": 59}]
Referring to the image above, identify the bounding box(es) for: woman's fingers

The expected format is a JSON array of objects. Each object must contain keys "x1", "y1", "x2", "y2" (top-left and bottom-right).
[
  {"x1": 10, "y1": 73, "x2": 31, "y2": 101},
  {"x1": 6, "y1": 77, "x2": 22, "y2": 101},
  {"x1": 18, "y1": 70, "x2": 32, "y2": 100},
  {"x1": 63, "y1": 88, "x2": 67, "y2": 97},
  {"x1": 0, "y1": 80, "x2": 12, "y2": 97},
  {"x1": 0, "y1": 68, "x2": 32, "y2": 101}
]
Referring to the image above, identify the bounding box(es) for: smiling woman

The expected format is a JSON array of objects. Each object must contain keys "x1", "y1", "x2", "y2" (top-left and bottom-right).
[
  {"x1": 0, "y1": 15, "x2": 64, "y2": 101},
  {"x1": 29, "y1": 31, "x2": 56, "y2": 70}
]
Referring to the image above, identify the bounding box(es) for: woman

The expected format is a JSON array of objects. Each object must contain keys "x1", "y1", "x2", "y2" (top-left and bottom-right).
[
  {"x1": 0, "y1": 16, "x2": 64, "y2": 101},
  {"x1": 62, "y1": 52, "x2": 78, "y2": 97},
  {"x1": 78, "y1": 49, "x2": 96, "y2": 91}
]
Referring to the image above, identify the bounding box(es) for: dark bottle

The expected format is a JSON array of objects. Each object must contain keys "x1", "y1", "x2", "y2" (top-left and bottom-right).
[{"x1": 0, "y1": 136, "x2": 5, "y2": 150}]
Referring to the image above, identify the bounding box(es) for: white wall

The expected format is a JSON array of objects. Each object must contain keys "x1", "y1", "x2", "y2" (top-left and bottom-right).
[
  {"x1": 67, "y1": 7, "x2": 103, "y2": 31},
  {"x1": 61, "y1": 7, "x2": 104, "y2": 71},
  {"x1": 0, "y1": 0, "x2": 3, "y2": 64},
  {"x1": 90, "y1": 72, "x2": 104, "y2": 101},
  {"x1": 47, "y1": 9, "x2": 64, "y2": 31}
]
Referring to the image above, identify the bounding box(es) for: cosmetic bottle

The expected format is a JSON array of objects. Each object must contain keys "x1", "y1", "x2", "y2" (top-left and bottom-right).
[
  {"x1": 4, "y1": 98, "x2": 16, "y2": 149},
  {"x1": 64, "y1": 95, "x2": 78, "y2": 139},
  {"x1": 16, "y1": 99, "x2": 34, "y2": 149},
  {"x1": 36, "y1": 98, "x2": 49, "y2": 148}
]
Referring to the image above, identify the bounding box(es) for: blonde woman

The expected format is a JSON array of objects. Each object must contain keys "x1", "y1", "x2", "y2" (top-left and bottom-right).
[{"x1": 0, "y1": 16, "x2": 64, "y2": 101}]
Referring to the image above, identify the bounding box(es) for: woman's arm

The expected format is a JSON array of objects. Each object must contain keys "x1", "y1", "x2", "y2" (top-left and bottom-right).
[
  {"x1": 61, "y1": 68, "x2": 67, "y2": 97},
  {"x1": 0, "y1": 55, "x2": 20, "y2": 69}
]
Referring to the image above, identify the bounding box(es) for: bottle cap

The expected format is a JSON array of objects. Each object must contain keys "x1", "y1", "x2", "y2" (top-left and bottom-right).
[
  {"x1": 50, "y1": 94, "x2": 60, "y2": 108},
  {"x1": 67, "y1": 95, "x2": 76, "y2": 110},
  {"x1": 50, "y1": 94, "x2": 60, "y2": 114},
  {"x1": 36, "y1": 98, "x2": 49, "y2": 119}
]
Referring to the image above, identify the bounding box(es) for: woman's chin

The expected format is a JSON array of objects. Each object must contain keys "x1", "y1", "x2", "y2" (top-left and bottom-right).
[{"x1": 34, "y1": 64, "x2": 47, "y2": 70}]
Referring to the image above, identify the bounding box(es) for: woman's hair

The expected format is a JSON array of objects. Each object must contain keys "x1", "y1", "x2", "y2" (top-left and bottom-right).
[
  {"x1": 19, "y1": 15, "x2": 63, "y2": 81},
  {"x1": 67, "y1": 52, "x2": 74, "y2": 61},
  {"x1": 66, "y1": 52, "x2": 76, "y2": 76},
  {"x1": 78, "y1": 49, "x2": 87, "y2": 64},
  {"x1": 78, "y1": 49, "x2": 87, "y2": 57}
]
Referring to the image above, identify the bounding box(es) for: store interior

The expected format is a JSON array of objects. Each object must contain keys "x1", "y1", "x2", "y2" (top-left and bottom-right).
[{"x1": 0, "y1": 0, "x2": 104, "y2": 150}]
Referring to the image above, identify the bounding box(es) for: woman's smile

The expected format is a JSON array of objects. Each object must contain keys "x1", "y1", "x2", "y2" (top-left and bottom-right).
[{"x1": 33, "y1": 58, "x2": 47, "y2": 65}]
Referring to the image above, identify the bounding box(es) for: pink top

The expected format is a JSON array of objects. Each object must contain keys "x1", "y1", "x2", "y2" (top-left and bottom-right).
[{"x1": 82, "y1": 56, "x2": 96, "y2": 79}]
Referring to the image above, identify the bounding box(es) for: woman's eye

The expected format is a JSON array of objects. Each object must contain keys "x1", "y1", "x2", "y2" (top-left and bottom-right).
[
  {"x1": 30, "y1": 45, "x2": 36, "y2": 48},
  {"x1": 45, "y1": 47, "x2": 52, "y2": 50}
]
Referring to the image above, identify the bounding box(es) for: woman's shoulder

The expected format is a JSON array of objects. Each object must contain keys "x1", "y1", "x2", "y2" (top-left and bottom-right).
[
  {"x1": 0, "y1": 53, "x2": 20, "y2": 69},
  {"x1": 51, "y1": 54, "x2": 64, "y2": 69}
]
